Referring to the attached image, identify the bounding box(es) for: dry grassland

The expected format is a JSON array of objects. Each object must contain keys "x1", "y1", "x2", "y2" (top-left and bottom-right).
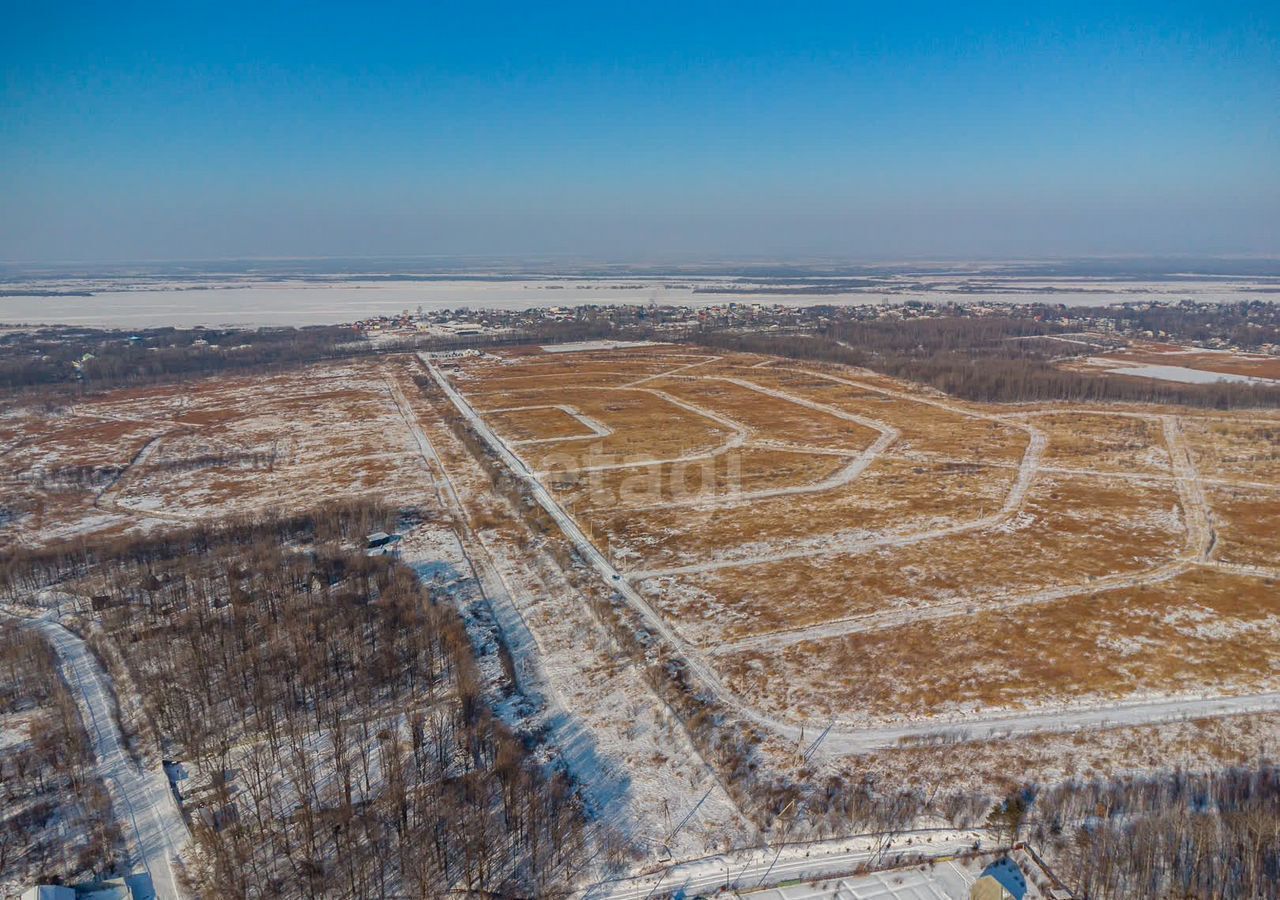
[
  {"x1": 1204, "y1": 484, "x2": 1280, "y2": 569},
  {"x1": 655, "y1": 376, "x2": 880, "y2": 450},
  {"x1": 1, "y1": 412, "x2": 168, "y2": 477},
  {"x1": 552, "y1": 446, "x2": 848, "y2": 510},
  {"x1": 1181, "y1": 416, "x2": 1280, "y2": 482},
  {"x1": 583, "y1": 456, "x2": 1013, "y2": 571},
  {"x1": 0, "y1": 358, "x2": 436, "y2": 545},
  {"x1": 718, "y1": 567, "x2": 1278, "y2": 721},
  {"x1": 844, "y1": 711, "x2": 1280, "y2": 796},
  {"x1": 722, "y1": 366, "x2": 1030, "y2": 463},
  {"x1": 457, "y1": 349, "x2": 717, "y2": 388},
  {"x1": 464, "y1": 370, "x2": 647, "y2": 392},
  {"x1": 514, "y1": 388, "x2": 733, "y2": 472},
  {"x1": 485, "y1": 405, "x2": 600, "y2": 443},
  {"x1": 452, "y1": 356, "x2": 1031, "y2": 571},
  {"x1": 1031, "y1": 412, "x2": 1173, "y2": 474},
  {"x1": 639, "y1": 473, "x2": 1185, "y2": 644},
  {"x1": 446, "y1": 346, "x2": 1277, "y2": 726}
]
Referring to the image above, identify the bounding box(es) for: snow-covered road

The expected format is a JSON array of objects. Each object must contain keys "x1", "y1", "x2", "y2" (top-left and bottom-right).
[
  {"x1": 816, "y1": 691, "x2": 1280, "y2": 756},
  {"x1": 389, "y1": 373, "x2": 748, "y2": 849},
  {"x1": 582, "y1": 829, "x2": 989, "y2": 899},
  {"x1": 26, "y1": 613, "x2": 189, "y2": 898}
]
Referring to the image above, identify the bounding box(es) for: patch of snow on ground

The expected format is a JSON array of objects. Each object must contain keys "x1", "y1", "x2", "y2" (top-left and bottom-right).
[
  {"x1": 1095, "y1": 633, "x2": 1163, "y2": 658},
  {"x1": 1138, "y1": 444, "x2": 1173, "y2": 470},
  {"x1": 746, "y1": 859, "x2": 978, "y2": 900},
  {"x1": 1176, "y1": 613, "x2": 1280, "y2": 642},
  {"x1": 0, "y1": 710, "x2": 34, "y2": 753},
  {"x1": 992, "y1": 510, "x2": 1036, "y2": 533},
  {"x1": 1106, "y1": 364, "x2": 1279, "y2": 385}
]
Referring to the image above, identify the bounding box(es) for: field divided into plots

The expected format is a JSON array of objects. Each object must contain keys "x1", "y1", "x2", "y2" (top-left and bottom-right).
[
  {"x1": 0, "y1": 358, "x2": 436, "y2": 544},
  {"x1": 445, "y1": 346, "x2": 1280, "y2": 729}
]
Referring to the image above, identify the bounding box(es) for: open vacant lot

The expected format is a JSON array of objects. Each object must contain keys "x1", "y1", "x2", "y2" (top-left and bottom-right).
[
  {"x1": 0, "y1": 358, "x2": 437, "y2": 545},
  {"x1": 643, "y1": 471, "x2": 1187, "y2": 645},
  {"x1": 1066, "y1": 340, "x2": 1280, "y2": 383},
  {"x1": 440, "y1": 345, "x2": 1280, "y2": 736},
  {"x1": 718, "y1": 567, "x2": 1280, "y2": 722},
  {"x1": 8, "y1": 344, "x2": 1274, "y2": 750}
]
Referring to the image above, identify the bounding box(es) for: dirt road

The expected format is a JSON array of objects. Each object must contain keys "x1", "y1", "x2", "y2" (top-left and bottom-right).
[{"x1": 26, "y1": 613, "x2": 189, "y2": 898}]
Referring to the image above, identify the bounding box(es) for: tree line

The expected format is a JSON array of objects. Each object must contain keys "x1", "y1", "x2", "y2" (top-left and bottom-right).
[
  {"x1": 691, "y1": 321, "x2": 1280, "y2": 408},
  {"x1": 1029, "y1": 765, "x2": 1280, "y2": 898},
  {"x1": 0, "y1": 325, "x2": 370, "y2": 394}
]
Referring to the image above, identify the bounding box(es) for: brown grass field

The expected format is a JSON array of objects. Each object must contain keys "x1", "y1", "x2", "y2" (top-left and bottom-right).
[
  {"x1": 1181, "y1": 416, "x2": 1280, "y2": 482},
  {"x1": 728, "y1": 365, "x2": 1032, "y2": 463},
  {"x1": 486, "y1": 405, "x2": 602, "y2": 443},
  {"x1": 579, "y1": 456, "x2": 1014, "y2": 571},
  {"x1": 6, "y1": 344, "x2": 1275, "y2": 732},
  {"x1": 553, "y1": 446, "x2": 850, "y2": 510},
  {"x1": 655, "y1": 375, "x2": 881, "y2": 451},
  {"x1": 717, "y1": 567, "x2": 1280, "y2": 721},
  {"x1": 1029, "y1": 412, "x2": 1173, "y2": 474},
  {"x1": 443, "y1": 346, "x2": 1280, "y2": 725},
  {"x1": 1203, "y1": 484, "x2": 1280, "y2": 569},
  {"x1": 637, "y1": 472, "x2": 1186, "y2": 644},
  {"x1": 0, "y1": 358, "x2": 436, "y2": 545}
]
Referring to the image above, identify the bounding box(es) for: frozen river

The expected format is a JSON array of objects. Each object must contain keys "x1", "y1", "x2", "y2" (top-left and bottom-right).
[
  {"x1": 1, "y1": 280, "x2": 686, "y2": 328},
  {"x1": 0, "y1": 275, "x2": 1267, "y2": 328}
]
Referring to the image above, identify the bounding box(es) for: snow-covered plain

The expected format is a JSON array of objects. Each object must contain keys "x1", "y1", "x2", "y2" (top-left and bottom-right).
[
  {"x1": 1, "y1": 273, "x2": 1274, "y2": 326},
  {"x1": 0, "y1": 360, "x2": 438, "y2": 547}
]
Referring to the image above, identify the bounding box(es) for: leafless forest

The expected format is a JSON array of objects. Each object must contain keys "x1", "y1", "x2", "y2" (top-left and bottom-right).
[
  {"x1": 2, "y1": 504, "x2": 588, "y2": 897},
  {"x1": 1032, "y1": 767, "x2": 1280, "y2": 898},
  {"x1": 694, "y1": 317, "x2": 1280, "y2": 407}
]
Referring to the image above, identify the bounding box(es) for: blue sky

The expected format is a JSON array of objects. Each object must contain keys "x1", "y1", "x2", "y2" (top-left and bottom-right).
[{"x1": 2, "y1": 1, "x2": 1277, "y2": 261}]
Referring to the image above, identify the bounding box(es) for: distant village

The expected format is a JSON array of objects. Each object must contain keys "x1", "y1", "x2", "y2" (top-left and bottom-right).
[{"x1": 348, "y1": 298, "x2": 1280, "y2": 355}]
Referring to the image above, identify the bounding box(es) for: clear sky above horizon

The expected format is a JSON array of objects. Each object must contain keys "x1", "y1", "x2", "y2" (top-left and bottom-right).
[{"x1": 2, "y1": 1, "x2": 1277, "y2": 263}]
